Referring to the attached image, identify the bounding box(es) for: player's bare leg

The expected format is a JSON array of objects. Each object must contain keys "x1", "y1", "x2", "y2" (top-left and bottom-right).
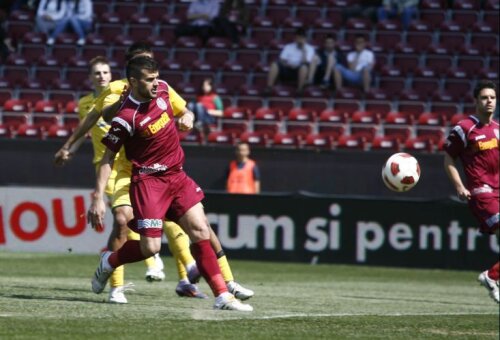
[{"x1": 178, "y1": 203, "x2": 252, "y2": 311}]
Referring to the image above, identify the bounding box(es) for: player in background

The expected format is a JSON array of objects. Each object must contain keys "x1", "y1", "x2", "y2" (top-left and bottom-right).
[
  {"x1": 88, "y1": 56, "x2": 252, "y2": 311},
  {"x1": 54, "y1": 42, "x2": 254, "y2": 301},
  {"x1": 65, "y1": 56, "x2": 165, "y2": 304},
  {"x1": 444, "y1": 80, "x2": 499, "y2": 304}
]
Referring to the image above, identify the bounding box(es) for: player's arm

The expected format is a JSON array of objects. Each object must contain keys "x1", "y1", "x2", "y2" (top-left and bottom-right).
[
  {"x1": 443, "y1": 153, "x2": 471, "y2": 201},
  {"x1": 54, "y1": 108, "x2": 101, "y2": 165},
  {"x1": 177, "y1": 108, "x2": 195, "y2": 131},
  {"x1": 87, "y1": 147, "x2": 116, "y2": 229},
  {"x1": 102, "y1": 85, "x2": 129, "y2": 123},
  {"x1": 253, "y1": 164, "x2": 261, "y2": 194}
]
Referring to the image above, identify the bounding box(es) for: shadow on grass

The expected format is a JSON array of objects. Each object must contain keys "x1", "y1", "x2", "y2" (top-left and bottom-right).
[{"x1": 0, "y1": 292, "x2": 105, "y2": 304}]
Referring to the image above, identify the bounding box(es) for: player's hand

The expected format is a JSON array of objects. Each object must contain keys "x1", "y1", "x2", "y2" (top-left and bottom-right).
[
  {"x1": 54, "y1": 147, "x2": 73, "y2": 166},
  {"x1": 178, "y1": 111, "x2": 194, "y2": 131},
  {"x1": 87, "y1": 195, "x2": 106, "y2": 231},
  {"x1": 456, "y1": 186, "x2": 471, "y2": 201}
]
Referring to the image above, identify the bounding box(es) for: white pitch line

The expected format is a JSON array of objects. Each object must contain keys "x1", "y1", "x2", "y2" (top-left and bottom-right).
[{"x1": 255, "y1": 311, "x2": 499, "y2": 320}]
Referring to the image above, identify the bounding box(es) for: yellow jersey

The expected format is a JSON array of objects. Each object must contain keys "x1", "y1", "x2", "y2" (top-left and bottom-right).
[{"x1": 78, "y1": 92, "x2": 113, "y2": 165}]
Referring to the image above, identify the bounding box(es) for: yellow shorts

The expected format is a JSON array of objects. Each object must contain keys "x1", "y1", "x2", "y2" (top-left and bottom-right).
[{"x1": 111, "y1": 160, "x2": 132, "y2": 209}]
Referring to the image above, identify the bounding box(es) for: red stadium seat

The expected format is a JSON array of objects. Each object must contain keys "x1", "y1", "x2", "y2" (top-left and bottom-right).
[
  {"x1": 164, "y1": 49, "x2": 200, "y2": 70},
  {"x1": 336, "y1": 135, "x2": 366, "y2": 150},
  {"x1": 33, "y1": 100, "x2": 61, "y2": 114},
  {"x1": 365, "y1": 101, "x2": 393, "y2": 117},
  {"x1": 425, "y1": 55, "x2": 453, "y2": 76},
  {"x1": 430, "y1": 102, "x2": 460, "y2": 121},
  {"x1": 46, "y1": 124, "x2": 71, "y2": 139},
  {"x1": 142, "y1": 3, "x2": 169, "y2": 22},
  {"x1": 294, "y1": 7, "x2": 323, "y2": 26},
  {"x1": 271, "y1": 133, "x2": 301, "y2": 148},
  {"x1": 239, "y1": 131, "x2": 269, "y2": 146},
  {"x1": 470, "y1": 33, "x2": 499, "y2": 54},
  {"x1": 195, "y1": 50, "x2": 230, "y2": 71},
  {"x1": 3, "y1": 99, "x2": 31, "y2": 112},
  {"x1": 226, "y1": 50, "x2": 263, "y2": 71},
  {"x1": 371, "y1": 136, "x2": 401, "y2": 151},
  {"x1": 303, "y1": 134, "x2": 334, "y2": 149},
  {"x1": 420, "y1": 10, "x2": 446, "y2": 29},
  {"x1": 410, "y1": 78, "x2": 440, "y2": 100},
  {"x1": 404, "y1": 137, "x2": 434, "y2": 152},
  {"x1": 217, "y1": 73, "x2": 248, "y2": 95},
  {"x1": 378, "y1": 77, "x2": 406, "y2": 99},
  {"x1": 401, "y1": 32, "x2": 433, "y2": 53},
  {"x1": 332, "y1": 101, "x2": 360, "y2": 115},
  {"x1": 434, "y1": 80, "x2": 471, "y2": 102},
  {"x1": 301, "y1": 99, "x2": 329, "y2": 113},
  {"x1": 483, "y1": 11, "x2": 499, "y2": 33},
  {"x1": 398, "y1": 101, "x2": 427, "y2": 117},
  {"x1": 32, "y1": 114, "x2": 60, "y2": 130},
  {"x1": 392, "y1": 54, "x2": 420, "y2": 74},
  {"x1": 15, "y1": 123, "x2": 43, "y2": 139},
  {"x1": 383, "y1": 112, "x2": 413, "y2": 140},
  {"x1": 449, "y1": 113, "x2": 470, "y2": 126},
  {"x1": 453, "y1": 0, "x2": 480, "y2": 9},
  {"x1": 206, "y1": 131, "x2": 235, "y2": 145}
]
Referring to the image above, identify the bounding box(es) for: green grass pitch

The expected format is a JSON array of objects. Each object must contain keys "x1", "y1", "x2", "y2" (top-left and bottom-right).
[{"x1": 0, "y1": 252, "x2": 498, "y2": 339}]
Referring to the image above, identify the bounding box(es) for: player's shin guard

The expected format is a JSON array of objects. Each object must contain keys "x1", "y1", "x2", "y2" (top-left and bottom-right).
[
  {"x1": 216, "y1": 251, "x2": 234, "y2": 283},
  {"x1": 488, "y1": 262, "x2": 499, "y2": 281},
  {"x1": 110, "y1": 265, "x2": 125, "y2": 287},
  {"x1": 191, "y1": 240, "x2": 228, "y2": 297},
  {"x1": 108, "y1": 240, "x2": 146, "y2": 267}
]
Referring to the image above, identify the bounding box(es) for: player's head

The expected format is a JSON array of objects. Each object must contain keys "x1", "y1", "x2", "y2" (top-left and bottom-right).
[
  {"x1": 126, "y1": 56, "x2": 159, "y2": 101},
  {"x1": 125, "y1": 41, "x2": 154, "y2": 61},
  {"x1": 88, "y1": 56, "x2": 112, "y2": 91},
  {"x1": 473, "y1": 80, "x2": 497, "y2": 116},
  {"x1": 235, "y1": 142, "x2": 250, "y2": 161}
]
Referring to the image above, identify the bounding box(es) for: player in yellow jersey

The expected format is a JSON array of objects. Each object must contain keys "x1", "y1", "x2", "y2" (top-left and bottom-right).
[
  {"x1": 55, "y1": 42, "x2": 254, "y2": 301},
  {"x1": 58, "y1": 56, "x2": 165, "y2": 304}
]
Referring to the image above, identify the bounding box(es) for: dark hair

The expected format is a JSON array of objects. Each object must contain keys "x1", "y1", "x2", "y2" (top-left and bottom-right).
[
  {"x1": 88, "y1": 56, "x2": 109, "y2": 72},
  {"x1": 125, "y1": 41, "x2": 153, "y2": 62},
  {"x1": 295, "y1": 27, "x2": 306, "y2": 37},
  {"x1": 198, "y1": 78, "x2": 215, "y2": 96},
  {"x1": 325, "y1": 33, "x2": 336, "y2": 41},
  {"x1": 473, "y1": 80, "x2": 497, "y2": 99},
  {"x1": 355, "y1": 34, "x2": 366, "y2": 41},
  {"x1": 126, "y1": 56, "x2": 158, "y2": 80}
]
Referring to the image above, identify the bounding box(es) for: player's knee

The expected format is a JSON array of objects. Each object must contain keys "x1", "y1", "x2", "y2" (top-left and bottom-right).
[{"x1": 113, "y1": 207, "x2": 130, "y2": 227}]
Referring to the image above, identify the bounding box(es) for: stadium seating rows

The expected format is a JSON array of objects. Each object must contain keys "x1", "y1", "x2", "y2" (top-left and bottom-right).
[{"x1": 0, "y1": 0, "x2": 499, "y2": 152}]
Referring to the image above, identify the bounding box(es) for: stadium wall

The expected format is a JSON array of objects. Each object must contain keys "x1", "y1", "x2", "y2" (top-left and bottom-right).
[
  {"x1": 0, "y1": 186, "x2": 497, "y2": 271},
  {"x1": 0, "y1": 139, "x2": 455, "y2": 198}
]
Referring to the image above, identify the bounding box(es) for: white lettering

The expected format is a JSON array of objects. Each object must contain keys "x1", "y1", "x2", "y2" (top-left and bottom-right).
[
  {"x1": 356, "y1": 221, "x2": 384, "y2": 262},
  {"x1": 304, "y1": 218, "x2": 328, "y2": 252},
  {"x1": 448, "y1": 220, "x2": 463, "y2": 250},
  {"x1": 389, "y1": 223, "x2": 413, "y2": 250},
  {"x1": 419, "y1": 225, "x2": 442, "y2": 250}
]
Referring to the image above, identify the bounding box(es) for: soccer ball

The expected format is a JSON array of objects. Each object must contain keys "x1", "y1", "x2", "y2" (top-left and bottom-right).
[{"x1": 381, "y1": 153, "x2": 421, "y2": 192}]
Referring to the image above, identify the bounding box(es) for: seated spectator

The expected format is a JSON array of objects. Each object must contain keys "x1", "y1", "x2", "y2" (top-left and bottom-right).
[
  {"x1": 342, "y1": 0, "x2": 382, "y2": 24},
  {"x1": 377, "y1": 0, "x2": 418, "y2": 30},
  {"x1": 36, "y1": 0, "x2": 66, "y2": 36},
  {"x1": 307, "y1": 34, "x2": 346, "y2": 89},
  {"x1": 174, "y1": 0, "x2": 220, "y2": 44},
  {"x1": 0, "y1": 10, "x2": 15, "y2": 62},
  {"x1": 333, "y1": 34, "x2": 375, "y2": 93},
  {"x1": 46, "y1": 0, "x2": 93, "y2": 46},
  {"x1": 188, "y1": 78, "x2": 224, "y2": 134},
  {"x1": 213, "y1": 0, "x2": 249, "y2": 46},
  {"x1": 265, "y1": 28, "x2": 315, "y2": 95}
]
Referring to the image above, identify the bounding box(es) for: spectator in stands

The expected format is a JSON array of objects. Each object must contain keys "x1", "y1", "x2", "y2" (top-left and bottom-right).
[
  {"x1": 46, "y1": 0, "x2": 93, "y2": 46},
  {"x1": 342, "y1": 0, "x2": 382, "y2": 24},
  {"x1": 377, "y1": 0, "x2": 418, "y2": 30},
  {"x1": 226, "y1": 142, "x2": 261, "y2": 195},
  {"x1": 333, "y1": 34, "x2": 375, "y2": 93},
  {"x1": 188, "y1": 78, "x2": 223, "y2": 135},
  {"x1": 174, "y1": 0, "x2": 220, "y2": 44},
  {"x1": 264, "y1": 28, "x2": 315, "y2": 95},
  {"x1": 307, "y1": 34, "x2": 346, "y2": 89},
  {"x1": 0, "y1": 10, "x2": 15, "y2": 62},
  {"x1": 36, "y1": 0, "x2": 67, "y2": 36},
  {"x1": 213, "y1": 0, "x2": 249, "y2": 46}
]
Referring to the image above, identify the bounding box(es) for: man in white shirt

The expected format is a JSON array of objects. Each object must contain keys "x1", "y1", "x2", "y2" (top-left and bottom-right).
[
  {"x1": 265, "y1": 28, "x2": 315, "y2": 95},
  {"x1": 333, "y1": 34, "x2": 375, "y2": 93}
]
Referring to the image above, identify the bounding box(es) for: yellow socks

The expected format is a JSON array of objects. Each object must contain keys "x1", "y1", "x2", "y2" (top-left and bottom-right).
[
  {"x1": 216, "y1": 251, "x2": 234, "y2": 283},
  {"x1": 164, "y1": 221, "x2": 196, "y2": 280}
]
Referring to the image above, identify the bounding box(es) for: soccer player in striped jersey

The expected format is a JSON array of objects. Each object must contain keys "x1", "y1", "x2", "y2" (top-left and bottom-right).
[
  {"x1": 88, "y1": 56, "x2": 252, "y2": 311},
  {"x1": 444, "y1": 80, "x2": 499, "y2": 304},
  {"x1": 60, "y1": 56, "x2": 165, "y2": 303},
  {"x1": 54, "y1": 42, "x2": 254, "y2": 301}
]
